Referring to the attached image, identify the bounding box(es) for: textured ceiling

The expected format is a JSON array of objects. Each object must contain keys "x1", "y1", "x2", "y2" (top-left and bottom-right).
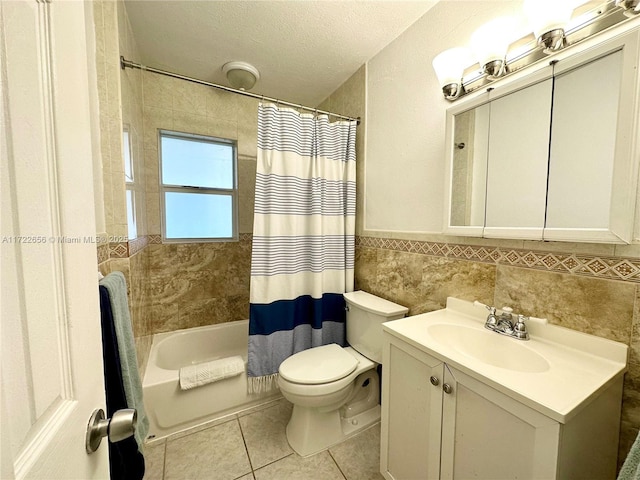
[{"x1": 123, "y1": 0, "x2": 438, "y2": 107}]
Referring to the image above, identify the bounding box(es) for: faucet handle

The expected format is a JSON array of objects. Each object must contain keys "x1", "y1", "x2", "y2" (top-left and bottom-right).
[
  {"x1": 513, "y1": 314, "x2": 529, "y2": 340},
  {"x1": 473, "y1": 301, "x2": 496, "y2": 315}
]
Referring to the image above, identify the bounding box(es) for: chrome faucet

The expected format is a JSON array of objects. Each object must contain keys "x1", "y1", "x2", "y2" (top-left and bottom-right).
[{"x1": 480, "y1": 304, "x2": 529, "y2": 341}]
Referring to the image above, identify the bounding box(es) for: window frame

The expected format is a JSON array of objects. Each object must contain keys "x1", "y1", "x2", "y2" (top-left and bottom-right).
[
  {"x1": 158, "y1": 129, "x2": 239, "y2": 243},
  {"x1": 123, "y1": 124, "x2": 138, "y2": 240}
]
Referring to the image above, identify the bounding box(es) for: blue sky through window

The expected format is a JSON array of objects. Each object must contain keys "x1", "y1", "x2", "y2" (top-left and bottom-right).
[
  {"x1": 164, "y1": 192, "x2": 233, "y2": 239},
  {"x1": 161, "y1": 136, "x2": 233, "y2": 188}
]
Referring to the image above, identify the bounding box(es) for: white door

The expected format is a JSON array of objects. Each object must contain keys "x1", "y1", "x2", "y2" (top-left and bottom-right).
[{"x1": 1, "y1": 1, "x2": 110, "y2": 478}]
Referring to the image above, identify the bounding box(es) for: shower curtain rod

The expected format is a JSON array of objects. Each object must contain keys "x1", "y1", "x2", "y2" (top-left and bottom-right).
[{"x1": 120, "y1": 57, "x2": 360, "y2": 125}]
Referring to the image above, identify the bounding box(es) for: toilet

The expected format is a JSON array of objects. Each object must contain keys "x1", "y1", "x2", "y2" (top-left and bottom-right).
[{"x1": 277, "y1": 290, "x2": 408, "y2": 456}]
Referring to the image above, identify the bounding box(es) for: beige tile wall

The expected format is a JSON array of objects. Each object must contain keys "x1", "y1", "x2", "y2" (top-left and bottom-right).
[
  {"x1": 94, "y1": 0, "x2": 152, "y2": 371},
  {"x1": 93, "y1": 0, "x2": 128, "y2": 242},
  {"x1": 139, "y1": 71, "x2": 259, "y2": 336}
]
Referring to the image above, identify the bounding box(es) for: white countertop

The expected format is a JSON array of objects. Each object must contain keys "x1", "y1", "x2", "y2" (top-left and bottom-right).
[{"x1": 382, "y1": 297, "x2": 628, "y2": 423}]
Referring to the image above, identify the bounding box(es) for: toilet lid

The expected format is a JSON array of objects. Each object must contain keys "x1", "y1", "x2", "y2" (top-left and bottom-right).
[{"x1": 279, "y1": 344, "x2": 358, "y2": 385}]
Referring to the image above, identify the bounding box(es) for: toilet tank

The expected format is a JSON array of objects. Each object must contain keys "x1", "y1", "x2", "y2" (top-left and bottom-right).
[{"x1": 343, "y1": 291, "x2": 408, "y2": 364}]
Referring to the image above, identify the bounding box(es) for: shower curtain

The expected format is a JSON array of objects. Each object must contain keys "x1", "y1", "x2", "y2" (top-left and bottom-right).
[{"x1": 247, "y1": 102, "x2": 357, "y2": 393}]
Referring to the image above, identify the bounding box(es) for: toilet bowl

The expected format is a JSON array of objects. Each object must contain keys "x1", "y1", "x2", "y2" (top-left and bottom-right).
[{"x1": 277, "y1": 291, "x2": 408, "y2": 457}]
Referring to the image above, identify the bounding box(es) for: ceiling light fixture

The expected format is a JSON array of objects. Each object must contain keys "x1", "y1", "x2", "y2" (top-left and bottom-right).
[{"x1": 222, "y1": 61, "x2": 260, "y2": 91}]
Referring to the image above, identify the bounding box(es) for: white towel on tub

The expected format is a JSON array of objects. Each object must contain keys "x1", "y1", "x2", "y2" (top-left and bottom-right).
[{"x1": 179, "y1": 356, "x2": 245, "y2": 390}]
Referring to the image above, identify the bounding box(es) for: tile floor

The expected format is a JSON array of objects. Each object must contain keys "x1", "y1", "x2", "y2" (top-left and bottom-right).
[{"x1": 143, "y1": 398, "x2": 384, "y2": 480}]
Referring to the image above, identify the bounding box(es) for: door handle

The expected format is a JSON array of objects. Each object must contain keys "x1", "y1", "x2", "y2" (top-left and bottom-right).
[{"x1": 85, "y1": 408, "x2": 137, "y2": 454}]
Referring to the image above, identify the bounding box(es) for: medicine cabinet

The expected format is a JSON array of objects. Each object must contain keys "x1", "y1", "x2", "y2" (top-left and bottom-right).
[{"x1": 443, "y1": 27, "x2": 640, "y2": 243}]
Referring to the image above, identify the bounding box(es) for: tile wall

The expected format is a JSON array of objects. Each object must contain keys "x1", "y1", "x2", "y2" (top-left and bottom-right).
[
  {"x1": 138, "y1": 71, "x2": 259, "y2": 340},
  {"x1": 94, "y1": 0, "x2": 151, "y2": 357},
  {"x1": 355, "y1": 236, "x2": 640, "y2": 466},
  {"x1": 93, "y1": 0, "x2": 258, "y2": 367}
]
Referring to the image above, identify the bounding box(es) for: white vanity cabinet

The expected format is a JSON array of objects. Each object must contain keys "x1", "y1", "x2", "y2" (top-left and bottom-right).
[
  {"x1": 443, "y1": 26, "x2": 640, "y2": 243},
  {"x1": 380, "y1": 327, "x2": 624, "y2": 480}
]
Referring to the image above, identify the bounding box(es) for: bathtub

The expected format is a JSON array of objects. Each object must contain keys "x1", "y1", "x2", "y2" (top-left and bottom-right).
[{"x1": 143, "y1": 320, "x2": 279, "y2": 440}]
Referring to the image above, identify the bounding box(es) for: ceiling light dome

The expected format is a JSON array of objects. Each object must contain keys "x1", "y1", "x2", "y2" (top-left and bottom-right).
[{"x1": 222, "y1": 61, "x2": 260, "y2": 90}]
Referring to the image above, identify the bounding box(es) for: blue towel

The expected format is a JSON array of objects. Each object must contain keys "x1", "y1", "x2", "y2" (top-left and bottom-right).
[
  {"x1": 99, "y1": 272, "x2": 149, "y2": 450},
  {"x1": 99, "y1": 286, "x2": 145, "y2": 480},
  {"x1": 619, "y1": 431, "x2": 640, "y2": 480}
]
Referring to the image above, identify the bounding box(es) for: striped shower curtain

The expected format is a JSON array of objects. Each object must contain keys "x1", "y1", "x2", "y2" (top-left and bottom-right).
[{"x1": 247, "y1": 102, "x2": 357, "y2": 393}]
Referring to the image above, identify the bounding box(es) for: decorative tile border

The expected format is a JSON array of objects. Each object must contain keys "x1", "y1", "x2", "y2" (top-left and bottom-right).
[
  {"x1": 98, "y1": 233, "x2": 640, "y2": 283},
  {"x1": 239, "y1": 233, "x2": 253, "y2": 242},
  {"x1": 357, "y1": 236, "x2": 640, "y2": 283},
  {"x1": 97, "y1": 234, "x2": 254, "y2": 263},
  {"x1": 129, "y1": 235, "x2": 149, "y2": 255},
  {"x1": 97, "y1": 243, "x2": 110, "y2": 264},
  {"x1": 109, "y1": 241, "x2": 129, "y2": 259}
]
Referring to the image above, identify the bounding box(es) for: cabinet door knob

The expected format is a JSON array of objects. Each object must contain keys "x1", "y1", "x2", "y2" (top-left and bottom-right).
[
  {"x1": 443, "y1": 383, "x2": 453, "y2": 394},
  {"x1": 429, "y1": 376, "x2": 439, "y2": 386}
]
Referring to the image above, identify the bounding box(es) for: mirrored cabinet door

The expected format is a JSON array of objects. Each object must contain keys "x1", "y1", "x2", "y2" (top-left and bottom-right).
[
  {"x1": 484, "y1": 78, "x2": 553, "y2": 240},
  {"x1": 443, "y1": 91, "x2": 490, "y2": 237},
  {"x1": 546, "y1": 51, "x2": 621, "y2": 234},
  {"x1": 544, "y1": 30, "x2": 640, "y2": 244},
  {"x1": 449, "y1": 104, "x2": 489, "y2": 229}
]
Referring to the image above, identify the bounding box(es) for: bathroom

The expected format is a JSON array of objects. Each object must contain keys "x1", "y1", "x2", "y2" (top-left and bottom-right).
[
  {"x1": 94, "y1": 1, "x2": 640, "y2": 478},
  {"x1": 3, "y1": 0, "x2": 640, "y2": 478}
]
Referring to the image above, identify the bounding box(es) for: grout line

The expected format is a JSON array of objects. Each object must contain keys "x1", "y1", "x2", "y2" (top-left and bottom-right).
[
  {"x1": 161, "y1": 439, "x2": 167, "y2": 480},
  {"x1": 254, "y1": 451, "x2": 295, "y2": 473},
  {"x1": 160, "y1": 412, "x2": 239, "y2": 444},
  {"x1": 327, "y1": 449, "x2": 348, "y2": 480},
  {"x1": 236, "y1": 416, "x2": 255, "y2": 473}
]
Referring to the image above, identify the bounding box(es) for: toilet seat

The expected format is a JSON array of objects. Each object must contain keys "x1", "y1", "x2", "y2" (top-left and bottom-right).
[{"x1": 279, "y1": 344, "x2": 358, "y2": 385}]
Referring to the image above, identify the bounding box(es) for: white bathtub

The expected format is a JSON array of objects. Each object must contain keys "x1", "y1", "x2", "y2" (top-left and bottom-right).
[{"x1": 143, "y1": 320, "x2": 279, "y2": 440}]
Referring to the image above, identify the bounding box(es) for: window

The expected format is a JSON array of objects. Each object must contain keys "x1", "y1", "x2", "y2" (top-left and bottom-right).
[
  {"x1": 159, "y1": 130, "x2": 238, "y2": 242},
  {"x1": 123, "y1": 126, "x2": 137, "y2": 240}
]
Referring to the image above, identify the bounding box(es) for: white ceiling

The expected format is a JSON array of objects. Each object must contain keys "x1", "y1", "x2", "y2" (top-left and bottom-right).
[{"x1": 123, "y1": 0, "x2": 439, "y2": 107}]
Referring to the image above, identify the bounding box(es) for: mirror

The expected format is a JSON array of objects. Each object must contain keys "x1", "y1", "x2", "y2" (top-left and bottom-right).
[
  {"x1": 484, "y1": 78, "x2": 552, "y2": 238},
  {"x1": 545, "y1": 49, "x2": 622, "y2": 230},
  {"x1": 449, "y1": 104, "x2": 489, "y2": 227},
  {"x1": 444, "y1": 28, "x2": 638, "y2": 244}
]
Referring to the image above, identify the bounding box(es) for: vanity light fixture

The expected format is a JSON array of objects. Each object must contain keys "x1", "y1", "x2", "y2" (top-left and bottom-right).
[
  {"x1": 432, "y1": 47, "x2": 472, "y2": 100},
  {"x1": 471, "y1": 17, "x2": 516, "y2": 78},
  {"x1": 617, "y1": 0, "x2": 640, "y2": 16},
  {"x1": 432, "y1": 0, "x2": 636, "y2": 101},
  {"x1": 523, "y1": 0, "x2": 580, "y2": 53}
]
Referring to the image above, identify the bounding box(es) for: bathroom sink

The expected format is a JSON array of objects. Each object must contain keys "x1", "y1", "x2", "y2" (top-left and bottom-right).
[
  {"x1": 427, "y1": 323, "x2": 550, "y2": 373},
  {"x1": 383, "y1": 297, "x2": 628, "y2": 423}
]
